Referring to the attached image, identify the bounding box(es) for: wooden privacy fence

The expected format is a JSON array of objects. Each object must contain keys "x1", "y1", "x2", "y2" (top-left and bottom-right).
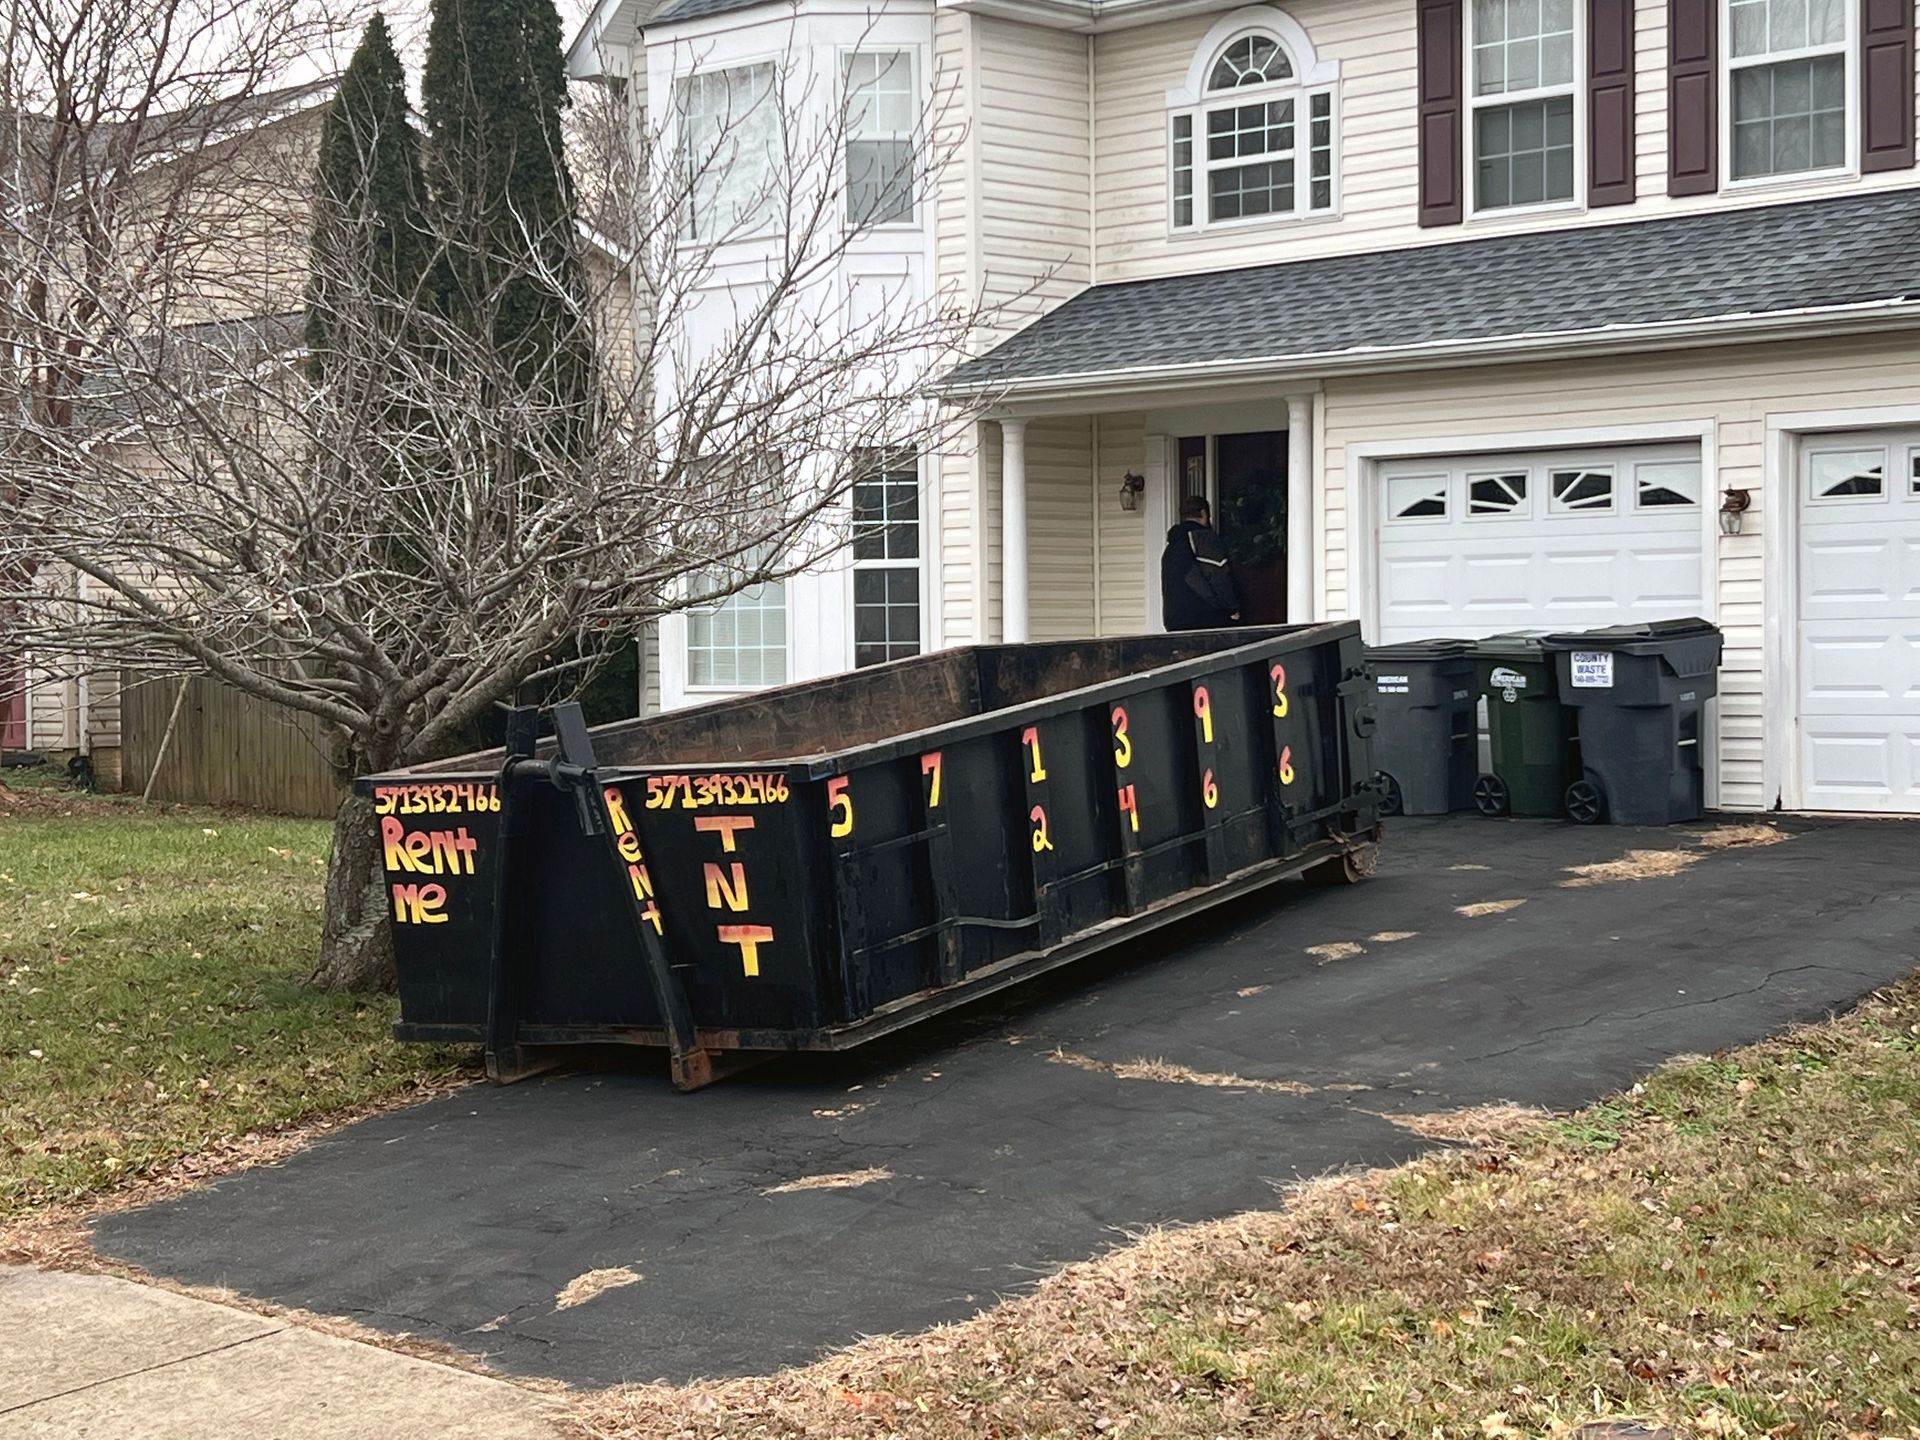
[{"x1": 120, "y1": 671, "x2": 341, "y2": 817}]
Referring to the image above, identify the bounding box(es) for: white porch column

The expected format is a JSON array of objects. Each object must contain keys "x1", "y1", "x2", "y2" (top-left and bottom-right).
[
  {"x1": 1286, "y1": 394, "x2": 1313, "y2": 623},
  {"x1": 1000, "y1": 416, "x2": 1030, "y2": 643}
]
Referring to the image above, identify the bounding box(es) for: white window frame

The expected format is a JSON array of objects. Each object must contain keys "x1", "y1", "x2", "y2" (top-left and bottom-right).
[
  {"x1": 848, "y1": 452, "x2": 926, "y2": 668},
  {"x1": 1465, "y1": 0, "x2": 1585, "y2": 218},
  {"x1": 673, "y1": 57, "x2": 783, "y2": 247},
  {"x1": 840, "y1": 47, "x2": 920, "y2": 231},
  {"x1": 1165, "y1": 7, "x2": 1341, "y2": 236},
  {"x1": 1720, "y1": 0, "x2": 1857, "y2": 191},
  {"x1": 1804, "y1": 444, "x2": 1889, "y2": 506},
  {"x1": 683, "y1": 575, "x2": 791, "y2": 693}
]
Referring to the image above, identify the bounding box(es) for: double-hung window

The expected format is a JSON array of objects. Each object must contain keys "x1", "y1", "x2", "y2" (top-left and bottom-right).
[
  {"x1": 1727, "y1": 0, "x2": 1849, "y2": 180},
  {"x1": 850, "y1": 454, "x2": 921, "y2": 668},
  {"x1": 1469, "y1": 0, "x2": 1578, "y2": 210},
  {"x1": 676, "y1": 62, "x2": 779, "y2": 243},
  {"x1": 844, "y1": 51, "x2": 916, "y2": 225},
  {"x1": 687, "y1": 579, "x2": 788, "y2": 688},
  {"x1": 1170, "y1": 29, "x2": 1336, "y2": 231}
]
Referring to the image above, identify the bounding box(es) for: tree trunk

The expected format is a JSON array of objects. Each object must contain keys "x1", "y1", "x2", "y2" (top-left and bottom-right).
[{"x1": 312, "y1": 790, "x2": 396, "y2": 992}]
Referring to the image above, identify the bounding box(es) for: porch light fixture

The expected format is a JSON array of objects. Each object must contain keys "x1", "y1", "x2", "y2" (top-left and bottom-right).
[
  {"x1": 1719, "y1": 487, "x2": 1751, "y2": 536},
  {"x1": 1118, "y1": 471, "x2": 1146, "y2": 512}
]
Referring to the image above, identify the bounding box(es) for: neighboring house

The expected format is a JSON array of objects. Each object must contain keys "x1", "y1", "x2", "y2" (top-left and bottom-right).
[
  {"x1": 13, "y1": 80, "x2": 648, "y2": 784},
  {"x1": 573, "y1": 0, "x2": 940, "y2": 709},
  {"x1": 575, "y1": 0, "x2": 1920, "y2": 818}
]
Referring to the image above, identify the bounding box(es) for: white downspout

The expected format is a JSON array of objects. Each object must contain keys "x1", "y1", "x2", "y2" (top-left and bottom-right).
[{"x1": 73, "y1": 571, "x2": 91, "y2": 755}]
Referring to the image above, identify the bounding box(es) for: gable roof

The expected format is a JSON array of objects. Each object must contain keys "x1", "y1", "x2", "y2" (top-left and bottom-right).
[
  {"x1": 650, "y1": 0, "x2": 788, "y2": 24},
  {"x1": 75, "y1": 311, "x2": 307, "y2": 438},
  {"x1": 944, "y1": 188, "x2": 1920, "y2": 396}
]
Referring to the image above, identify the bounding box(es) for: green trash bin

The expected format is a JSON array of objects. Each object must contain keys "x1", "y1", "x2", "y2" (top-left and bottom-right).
[{"x1": 1472, "y1": 632, "x2": 1578, "y2": 817}]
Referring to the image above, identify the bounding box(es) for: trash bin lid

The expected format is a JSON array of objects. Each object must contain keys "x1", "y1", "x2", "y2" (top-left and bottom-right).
[
  {"x1": 1471, "y1": 630, "x2": 1555, "y2": 659},
  {"x1": 1539, "y1": 617, "x2": 1721, "y2": 651},
  {"x1": 1366, "y1": 638, "x2": 1478, "y2": 661}
]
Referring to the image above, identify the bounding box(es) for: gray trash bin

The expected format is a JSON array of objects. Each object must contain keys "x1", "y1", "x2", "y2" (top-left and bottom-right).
[
  {"x1": 1364, "y1": 639, "x2": 1478, "y2": 815},
  {"x1": 1541, "y1": 619, "x2": 1723, "y2": 825}
]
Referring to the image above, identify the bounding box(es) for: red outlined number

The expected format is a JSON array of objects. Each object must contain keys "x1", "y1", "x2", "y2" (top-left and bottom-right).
[
  {"x1": 1021, "y1": 725, "x2": 1048, "y2": 782},
  {"x1": 1202, "y1": 768, "x2": 1219, "y2": 809},
  {"x1": 1278, "y1": 745, "x2": 1296, "y2": 786},
  {"x1": 827, "y1": 777, "x2": 854, "y2": 838},
  {"x1": 1192, "y1": 684, "x2": 1214, "y2": 743},
  {"x1": 921, "y1": 751, "x2": 943, "y2": 808},
  {"x1": 1270, "y1": 662, "x2": 1290, "y2": 717},
  {"x1": 1111, "y1": 705, "x2": 1132, "y2": 768},
  {"x1": 1117, "y1": 783, "x2": 1140, "y2": 833}
]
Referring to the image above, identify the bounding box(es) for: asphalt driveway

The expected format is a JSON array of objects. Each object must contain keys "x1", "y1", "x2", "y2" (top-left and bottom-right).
[{"x1": 92, "y1": 815, "x2": 1920, "y2": 1387}]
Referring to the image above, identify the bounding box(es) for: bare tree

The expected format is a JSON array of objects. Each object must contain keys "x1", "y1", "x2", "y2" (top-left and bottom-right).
[{"x1": 1, "y1": 23, "x2": 1028, "y2": 991}]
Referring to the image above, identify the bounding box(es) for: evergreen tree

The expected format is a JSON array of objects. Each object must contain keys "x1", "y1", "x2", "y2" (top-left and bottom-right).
[
  {"x1": 420, "y1": 0, "x2": 592, "y2": 406},
  {"x1": 305, "y1": 14, "x2": 430, "y2": 379}
]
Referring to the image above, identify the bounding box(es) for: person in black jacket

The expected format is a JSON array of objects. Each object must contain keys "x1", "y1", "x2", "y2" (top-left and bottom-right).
[{"x1": 1160, "y1": 496, "x2": 1242, "y2": 631}]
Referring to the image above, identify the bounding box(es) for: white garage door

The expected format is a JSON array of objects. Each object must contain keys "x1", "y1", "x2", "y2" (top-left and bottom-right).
[
  {"x1": 1797, "y1": 432, "x2": 1920, "y2": 814},
  {"x1": 1376, "y1": 443, "x2": 1707, "y2": 644}
]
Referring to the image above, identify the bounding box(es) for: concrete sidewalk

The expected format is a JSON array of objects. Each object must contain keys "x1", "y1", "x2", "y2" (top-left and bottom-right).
[{"x1": 0, "y1": 1266, "x2": 563, "y2": 1439}]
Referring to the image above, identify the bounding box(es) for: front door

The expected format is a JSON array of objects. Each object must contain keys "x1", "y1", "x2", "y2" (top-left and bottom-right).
[{"x1": 1176, "y1": 430, "x2": 1288, "y2": 624}]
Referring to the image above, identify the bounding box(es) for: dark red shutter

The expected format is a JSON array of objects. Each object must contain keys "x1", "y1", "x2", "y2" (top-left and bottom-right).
[
  {"x1": 1862, "y1": 0, "x2": 1916, "y2": 172},
  {"x1": 1417, "y1": 0, "x2": 1465, "y2": 226},
  {"x1": 1587, "y1": 0, "x2": 1637, "y2": 204},
  {"x1": 1667, "y1": 0, "x2": 1717, "y2": 195}
]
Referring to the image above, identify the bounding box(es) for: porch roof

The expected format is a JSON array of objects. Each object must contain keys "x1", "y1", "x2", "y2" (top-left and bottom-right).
[{"x1": 943, "y1": 188, "x2": 1920, "y2": 397}]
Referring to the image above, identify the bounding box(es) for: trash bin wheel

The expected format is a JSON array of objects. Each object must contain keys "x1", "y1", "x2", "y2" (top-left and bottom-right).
[
  {"x1": 1472, "y1": 773, "x2": 1509, "y2": 817},
  {"x1": 1375, "y1": 771, "x2": 1404, "y2": 817},
  {"x1": 1305, "y1": 842, "x2": 1379, "y2": 887},
  {"x1": 1565, "y1": 778, "x2": 1607, "y2": 825}
]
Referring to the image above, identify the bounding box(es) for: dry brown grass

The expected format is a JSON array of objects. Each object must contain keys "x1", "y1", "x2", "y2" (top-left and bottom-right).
[
  {"x1": 1692, "y1": 823, "x2": 1791, "y2": 850},
  {"x1": 1560, "y1": 850, "x2": 1703, "y2": 887},
  {"x1": 557, "y1": 1268, "x2": 644, "y2": 1310},
  {"x1": 572, "y1": 979, "x2": 1920, "y2": 1440},
  {"x1": 1049, "y1": 1050, "x2": 1315, "y2": 1094},
  {"x1": 1369, "y1": 930, "x2": 1418, "y2": 943},
  {"x1": 762, "y1": 1168, "x2": 894, "y2": 1195},
  {"x1": 1304, "y1": 941, "x2": 1365, "y2": 964},
  {"x1": 1372, "y1": 1103, "x2": 1550, "y2": 1145},
  {"x1": 1456, "y1": 898, "x2": 1527, "y2": 917}
]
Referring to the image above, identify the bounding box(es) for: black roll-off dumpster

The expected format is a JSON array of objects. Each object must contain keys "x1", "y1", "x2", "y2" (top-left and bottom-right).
[{"x1": 359, "y1": 624, "x2": 1383, "y2": 1090}]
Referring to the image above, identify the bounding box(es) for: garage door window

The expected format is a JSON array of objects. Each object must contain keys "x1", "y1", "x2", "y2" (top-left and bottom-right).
[
  {"x1": 1910, "y1": 448, "x2": 1920, "y2": 495},
  {"x1": 1389, "y1": 473, "x2": 1448, "y2": 520},
  {"x1": 1634, "y1": 460, "x2": 1701, "y2": 508},
  {"x1": 1468, "y1": 471, "x2": 1528, "y2": 515},
  {"x1": 1550, "y1": 466, "x2": 1615, "y2": 513},
  {"x1": 1808, "y1": 448, "x2": 1885, "y2": 501}
]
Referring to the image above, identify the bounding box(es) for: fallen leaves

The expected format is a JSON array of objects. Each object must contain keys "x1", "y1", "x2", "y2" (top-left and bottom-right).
[
  {"x1": 1456, "y1": 898, "x2": 1527, "y2": 918},
  {"x1": 1048, "y1": 1050, "x2": 1314, "y2": 1094}
]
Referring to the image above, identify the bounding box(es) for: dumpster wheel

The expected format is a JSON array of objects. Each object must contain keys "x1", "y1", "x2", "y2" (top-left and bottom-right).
[
  {"x1": 1564, "y1": 778, "x2": 1607, "y2": 825},
  {"x1": 1306, "y1": 841, "x2": 1379, "y2": 886},
  {"x1": 1472, "y1": 773, "x2": 1510, "y2": 817},
  {"x1": 1374, "y1": 771, "x2": 1404, "y2": 817}
]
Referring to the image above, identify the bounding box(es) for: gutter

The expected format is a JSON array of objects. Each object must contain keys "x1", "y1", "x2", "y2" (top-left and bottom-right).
[{"x1": 938, "y1": 296, "x2": 1920, "y2": 408}]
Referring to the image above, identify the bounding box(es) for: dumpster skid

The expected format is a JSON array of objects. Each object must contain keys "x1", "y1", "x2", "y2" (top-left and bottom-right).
[{"x1": 359, "y1": 624, "x2": 1382, "y2": 1091}]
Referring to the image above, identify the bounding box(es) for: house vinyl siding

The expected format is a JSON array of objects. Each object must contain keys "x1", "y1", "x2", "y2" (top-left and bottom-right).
[
  {"x1": 1088, "y1": 0, "x2": 1920, "y2": 283},
  {"x1": 1319, "y1": 331, "x2": 1920, "y2": 811},
  {"x1": 1026, "y1": 416, "x2": 1097, "y2": 640},
  {"x1": 936, "y1": 10, "x2": 982, "y2": 644}
]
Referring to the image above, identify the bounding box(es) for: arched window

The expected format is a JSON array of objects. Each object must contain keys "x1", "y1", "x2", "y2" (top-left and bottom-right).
[{"x1": 1168, "y1": 8, "x2": 1338, "y2": 232}]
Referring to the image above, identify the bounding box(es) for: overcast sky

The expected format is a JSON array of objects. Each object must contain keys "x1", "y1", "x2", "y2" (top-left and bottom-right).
[{"x1": 287, "y1": 0, "x2": 599, "y2": 93}]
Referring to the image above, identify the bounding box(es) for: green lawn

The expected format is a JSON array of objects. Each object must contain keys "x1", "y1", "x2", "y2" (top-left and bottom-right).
[{"x1": 0, "y1": 798, "x2": 470, "y2": 1219}]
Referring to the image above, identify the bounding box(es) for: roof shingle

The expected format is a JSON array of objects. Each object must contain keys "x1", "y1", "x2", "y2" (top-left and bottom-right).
[{"x1": 945, "y1": 188, "x2": 1920, "y2": 389}]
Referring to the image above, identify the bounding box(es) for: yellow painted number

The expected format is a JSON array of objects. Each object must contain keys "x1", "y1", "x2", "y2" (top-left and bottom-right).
[
  {"x1": 828, "y1": 776, "x2": 854, "y2": 838},
  {"x1": 1202, "y1": 768, "x2": 1219, "y2": 810},
  {"x1": 921, "y1": 751, "x2": 943, "y2": 808},
  {"x1": 1022, "y1": 725, "x2": 1048, "y2": 783},
  {"x1": 1192, "y1": 685, "x2": 1214, "y2": 743},
  {"x1": 1270, "y1": 662, "x2": 1290, "y2": 718},
  {"x1": 1029, "y1": 804, "x2": 1055, "y2": 852},
  {"x1": 1110, "y1": 705, "x2": 1133, "y2": 769},
  {"x1": 1278, "y1": 745, "x2": 1296, "y2": 787}
]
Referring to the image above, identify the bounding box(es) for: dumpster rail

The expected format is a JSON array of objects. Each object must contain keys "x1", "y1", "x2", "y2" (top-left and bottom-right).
[{"x1": 366, "y1": 624, "x2": 1384, "y2": 1090}]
